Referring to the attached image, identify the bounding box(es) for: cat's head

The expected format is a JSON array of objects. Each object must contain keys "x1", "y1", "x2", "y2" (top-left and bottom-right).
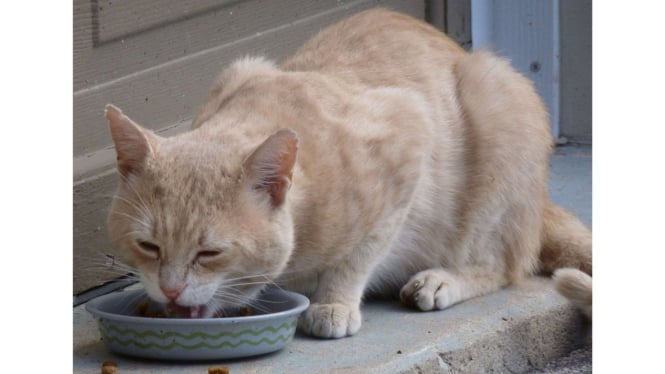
[{"x1": 104, "y1": 104, "x2": 298, "y2": 317}]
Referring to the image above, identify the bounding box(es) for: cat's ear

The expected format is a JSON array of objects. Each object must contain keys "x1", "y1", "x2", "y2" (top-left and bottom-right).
[
  {"x1": 243, "y1": 129, "x2": 299, "y2": 208},
  {"x1": 105, "y1": 104, "x2": 159, "y2": 178}
]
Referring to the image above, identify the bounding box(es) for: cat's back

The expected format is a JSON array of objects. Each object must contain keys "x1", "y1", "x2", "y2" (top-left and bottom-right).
[
  {"x1": 281, "y1": 8, "x2": 465, "y2": 86},
  {"x1": 193, "y1": 8, "x2": 466, "y2": 134}
]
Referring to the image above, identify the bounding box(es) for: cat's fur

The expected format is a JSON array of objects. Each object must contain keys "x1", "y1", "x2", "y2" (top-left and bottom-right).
[{"x1": 106, "y1": 9, "x2": 592, "y2": 338}]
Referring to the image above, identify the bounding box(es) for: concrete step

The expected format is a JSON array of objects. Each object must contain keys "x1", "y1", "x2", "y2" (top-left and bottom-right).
[
  {"x1": 527, "y1": 347, "x2": 592, "y2": 374},
  {"x1": 73, "y1": 278, "x2": 590, "y2": 373}
]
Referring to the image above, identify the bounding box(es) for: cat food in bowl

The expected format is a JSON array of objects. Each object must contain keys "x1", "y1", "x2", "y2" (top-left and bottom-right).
[{"x1": 86, "y1": 288, "x2": 309, "y2": 361}]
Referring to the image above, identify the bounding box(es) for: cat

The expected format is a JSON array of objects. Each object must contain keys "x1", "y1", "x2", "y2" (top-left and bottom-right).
[{"x1": 105, "y1": 8, "x2": 592, "y2": 338}]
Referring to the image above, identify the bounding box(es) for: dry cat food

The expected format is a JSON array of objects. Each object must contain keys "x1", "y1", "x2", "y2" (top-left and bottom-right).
[
  {"x1": 100, "y1": 361, "x2": 118, "y2": 374},
  {"x1": 208, "y1": 367, "x2": 230, "y2": 374},
  {"x1": 239, "y1": 306, "x2": 254, "y2": 316},
  {"x1": 134, "y1": 300, "x2": 167, "y2": 318},
  {"x1": 134, "y1": 299, "x2": 254, "y2": 318},
  {"x1": 213, "y1": 306, "x2": 254, "y2": 318}
]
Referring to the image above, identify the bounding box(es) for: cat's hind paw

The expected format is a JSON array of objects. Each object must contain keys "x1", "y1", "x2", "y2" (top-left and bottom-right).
[
  {"x1": 400, "y1": 269, "x2": 460, "y2": 311},
  {"x1": 298, "y1": 302, "x2": 361, "y2": 338}
]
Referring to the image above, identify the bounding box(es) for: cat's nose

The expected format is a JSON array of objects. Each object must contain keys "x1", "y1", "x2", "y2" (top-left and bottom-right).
[{"x1": 160, "y1": 286, "x2": 184, "y2": 301}]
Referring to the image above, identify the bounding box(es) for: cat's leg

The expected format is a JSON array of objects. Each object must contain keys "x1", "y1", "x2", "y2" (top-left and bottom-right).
[
  {"x1": 298, "y1": 214, "x2": 407, "y2": 338},
  {"x1": 297, "y1": 263, "x2": 366, "y2": 338},
  {"x1": 399, "y1": 267, "x2": 507, "y2": 311}
]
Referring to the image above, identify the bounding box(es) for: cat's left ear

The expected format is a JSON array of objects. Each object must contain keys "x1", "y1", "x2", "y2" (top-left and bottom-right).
[
  {"x1": 243, "y1": 129, "x2": 299, "y2": 208},
  {"x1": 105, "y1": 104, "x2": 160, "y2": 178}
]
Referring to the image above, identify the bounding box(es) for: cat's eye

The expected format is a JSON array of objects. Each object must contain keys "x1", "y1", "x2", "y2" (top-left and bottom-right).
[
  {"x1": 195, "y1": 250, "x2": 222, "y2": 262},
  {"x1": 137, "y1": 241, "x2": 160, "y2": 257}
]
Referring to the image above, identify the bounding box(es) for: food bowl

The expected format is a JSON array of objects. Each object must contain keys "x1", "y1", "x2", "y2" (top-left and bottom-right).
[{"x1": 85, "y1": 288, "x2": 309, "y2": 361}]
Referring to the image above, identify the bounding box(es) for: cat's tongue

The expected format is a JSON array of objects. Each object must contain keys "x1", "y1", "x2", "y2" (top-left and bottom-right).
[{"x1": 165, "y1": 303, "x2": 206, "y2": 318}]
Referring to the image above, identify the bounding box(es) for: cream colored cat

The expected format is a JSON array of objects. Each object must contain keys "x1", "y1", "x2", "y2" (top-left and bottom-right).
[{"x1": 106, "y1": 8, "x2": 592, "y2": 338}]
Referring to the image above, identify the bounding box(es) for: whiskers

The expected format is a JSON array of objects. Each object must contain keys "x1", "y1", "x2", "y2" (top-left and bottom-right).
[
  {"x1": 74, "y1": 249, "x2": 139, "y2": 282},
  {"x1": 209, "y1": 270, "x2": 304, "y2": 316},
  {"x1": 73, "y1": 249, "x2": 142, "y2": 307},
  {"x1": 111, "y1": 194, "x2": 151, "y2": 223},
  {"x1": 103, "y1": 177, "x2": 154, "y2": 232},
  {"x1": 108, "y1": 211, "x2": 151, "y2": 232}
]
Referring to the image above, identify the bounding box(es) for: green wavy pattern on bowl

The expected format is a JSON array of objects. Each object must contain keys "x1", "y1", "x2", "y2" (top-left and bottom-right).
[
  {"x1": 100, "y1": 320, "x2": 297, "y2": 340},
  {"x1": 99, "y1": 320, "x2": 297, "y2": 351},
  {"x1": 103, "y1": 333, "x2": 294, "y2": 350}
]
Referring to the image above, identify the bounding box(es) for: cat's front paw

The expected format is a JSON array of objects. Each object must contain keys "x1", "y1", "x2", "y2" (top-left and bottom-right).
[
  {"x1": 298, "y1": 302, "x2": 361, "y2": 338},
  {"x1": 400, "y1": 269, "x2": 460, "y2": 311}
]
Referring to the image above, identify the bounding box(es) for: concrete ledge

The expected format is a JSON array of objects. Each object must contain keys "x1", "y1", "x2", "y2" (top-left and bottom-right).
[{"x1": 73, "y1": 277, "x2": 589, "y2": 373}]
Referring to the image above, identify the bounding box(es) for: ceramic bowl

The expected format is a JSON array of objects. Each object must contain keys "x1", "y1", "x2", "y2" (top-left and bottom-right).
[{"x1": 86, "y1": 288, "x2": 309, "y2": 361}]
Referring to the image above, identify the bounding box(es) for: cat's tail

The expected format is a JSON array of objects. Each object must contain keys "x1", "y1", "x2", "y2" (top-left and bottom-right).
[
  {"x1": 539, "y1": 202, "x2": 592, "y2": 318},
  {"x1": 552, "y1": 268, "x2": 592, "y2": 318}
]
